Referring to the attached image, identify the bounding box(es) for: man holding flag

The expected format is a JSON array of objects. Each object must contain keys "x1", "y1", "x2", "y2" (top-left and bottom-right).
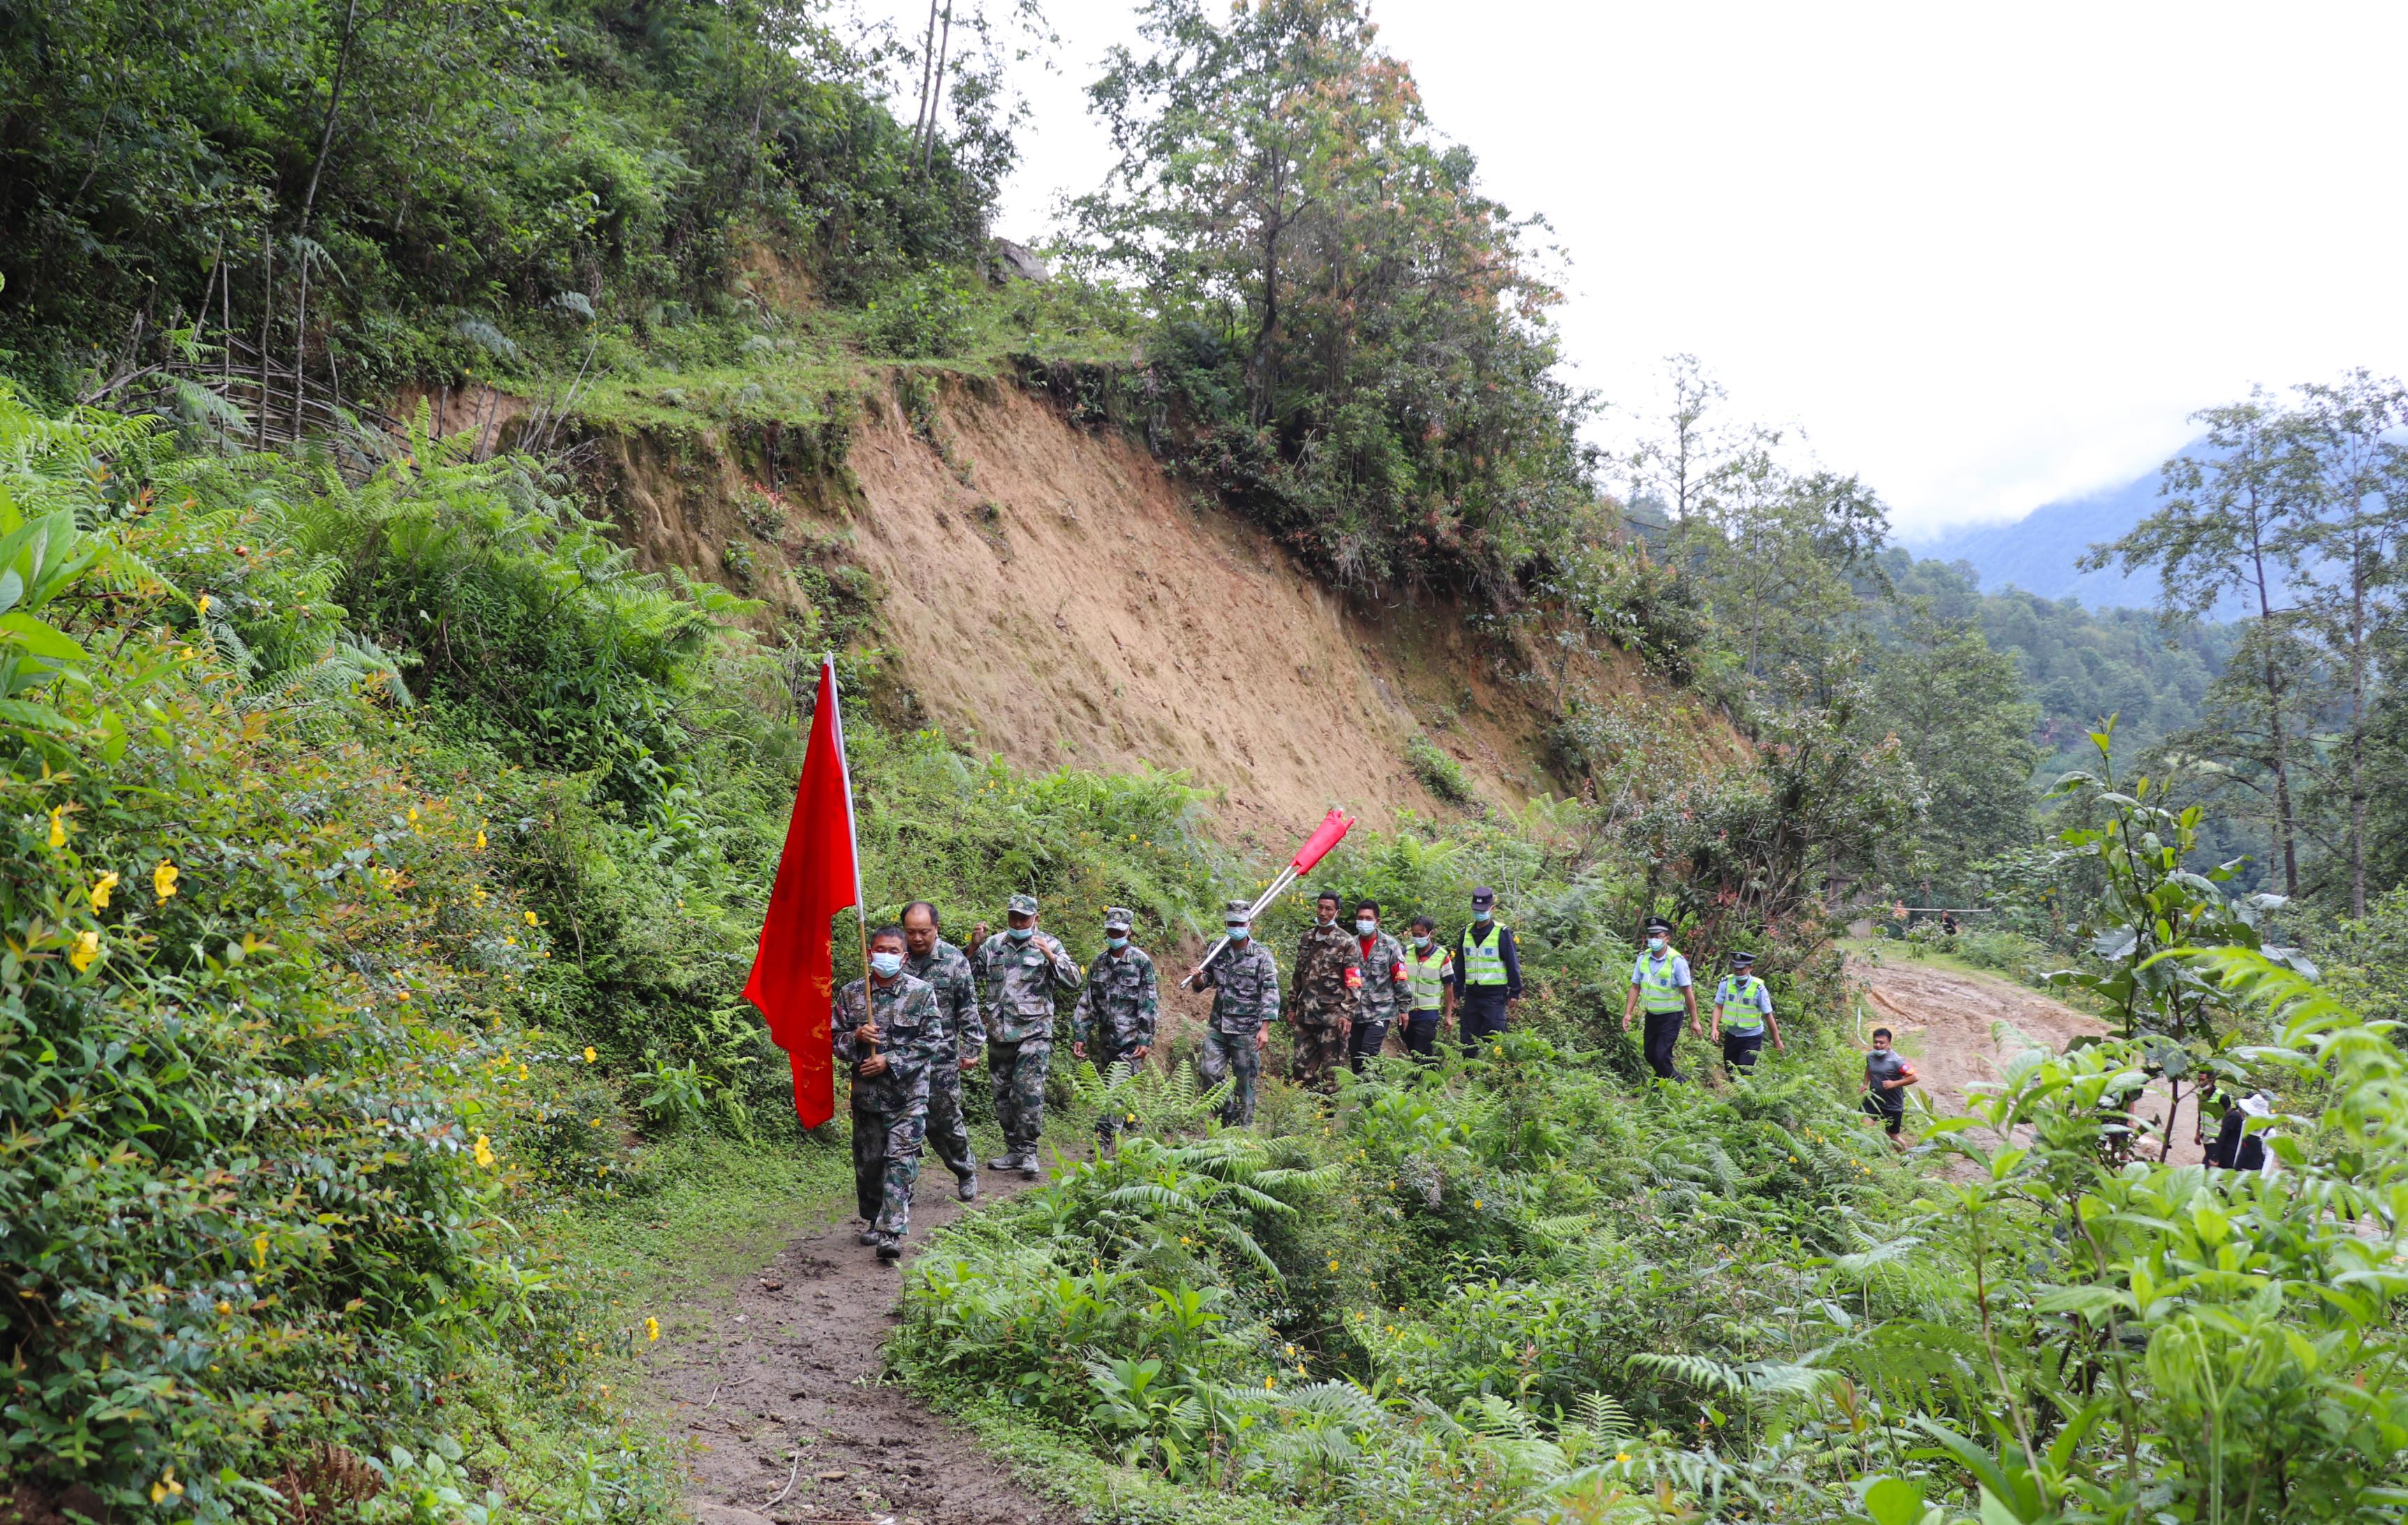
[{"x1": 832, "y1": 924, "x2": 946, "y2": 1260}]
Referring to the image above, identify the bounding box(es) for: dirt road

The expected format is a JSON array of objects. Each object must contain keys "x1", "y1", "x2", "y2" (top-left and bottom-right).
[
  {"x1": 647, "y1": 1163, "x2": 1074, "y2": 1525},
  {"x1": 1849, "y1": 950, "x2": 2205, "y2": 1166}
]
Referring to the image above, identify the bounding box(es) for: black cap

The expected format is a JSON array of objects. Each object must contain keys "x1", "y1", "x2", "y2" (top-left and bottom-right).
[
  {"x1": 1730, "y1": 950, "x2": 1754, "y2": 966},
  {"x1": 1470, "y1": 886, "x2": 1496, "y2": 907},
  {"x1": 1645, "y1": 916, "x2": 1673, "y2": 933}
]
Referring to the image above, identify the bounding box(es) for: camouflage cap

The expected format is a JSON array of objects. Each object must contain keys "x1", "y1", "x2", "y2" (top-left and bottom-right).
[
  {"x1": 1007, "y1": 892, "x2": 1040, "y2": 916},
  {"x1": 1103, "y1": 905, "x2": 1134, "y2": 931},
  {"x1": 1223, "y1": 899, "x2": 1254, "y2": 922}
]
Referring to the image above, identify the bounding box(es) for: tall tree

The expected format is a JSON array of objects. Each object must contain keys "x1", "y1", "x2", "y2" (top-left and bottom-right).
[
  {"x1": 1870, "y1": 610, "x2": 2042, "y2": 895},
  {"x1": 2291, "y1": 371, "x2": 2408, "y2": 914},
  {"x1": 2085, "y1": 397, "x2": 2318, "y2": 894}
]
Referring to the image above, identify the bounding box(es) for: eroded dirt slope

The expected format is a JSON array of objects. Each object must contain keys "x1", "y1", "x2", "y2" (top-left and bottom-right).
[{"x1": 582, "y1": 374, "x2": 1731, "y2": 844}]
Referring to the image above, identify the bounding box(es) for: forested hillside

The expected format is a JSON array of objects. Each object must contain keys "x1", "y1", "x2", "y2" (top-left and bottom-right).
[{"x1": 3, "y1": 3, "x2": 2405, "y2": 1524}]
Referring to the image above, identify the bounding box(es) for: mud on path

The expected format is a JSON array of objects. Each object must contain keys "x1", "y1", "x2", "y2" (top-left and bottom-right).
[
  {"x1": 1849, "y1": 952, "x2": 2206, "y2": 1167},
  {"x1": 647, "y1": 1164, "x2": 1077, "y2": 1525}
]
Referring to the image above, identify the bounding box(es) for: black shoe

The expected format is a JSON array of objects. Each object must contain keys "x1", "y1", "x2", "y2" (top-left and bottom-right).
[
  {"x1": 987, "y1": 1152, "x2": 1019, "y2": 1171},
  {"x1": 957, "y1": 1172, "x2": 978, "y2": 1202},
  {"x1": 857, "y1": 1230, "x2": 881, "y2": 1246},
  {"x1": 875, "y1": 1235, "x2": 903, "y2": 1262},
  {"x1": 1020, "y1": 1156, "x2": 1043, "y2": 1180}
]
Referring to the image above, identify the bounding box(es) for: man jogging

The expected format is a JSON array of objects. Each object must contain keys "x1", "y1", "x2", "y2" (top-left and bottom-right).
[
  {"x1": 1453, "y1": 887, "x2": 1521, "y2": 1053},
  {"x1": 1863, "y1": 1027, "x2": 1918, "y2": 1144},
  {"x1": 1621, "y1": 917, "x2": 1698, "y2": 1080},
  {"x1": 1709, "y1": 951, "x2": 1782, "y2": 1077}
]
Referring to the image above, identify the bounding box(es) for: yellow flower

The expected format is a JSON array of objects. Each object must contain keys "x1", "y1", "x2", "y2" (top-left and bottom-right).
[
  {"x1": 1472, "y1": 1199, "x2": 1482, "y2": 1209},
  {"x1": 645, "y1": 1316, "x2": 661, "y2": 1343},
  {"x1": 1615, "y1": 1452, "x2": 1632, "y2": 1464},
  {"x1": 149, "y1": 1468, "x2": 186, "y2": 1503},
  {"x1": 517, "y1": 1063, "x2": 529, "y2": 1082},
  {"x1": 1327, "y1": 1258, "x2": 1339, "y2": 1272},
  {"x1": 524, "y1": 911, "x2": 539, "y2": 927},
  {"x1": 47, "y1": 807, "x2": 65, "y2": 849},
  {"x1": 214, "y1": 1301, "x2": 230, "y2": 1315},
  {"x1": 476, "y1": 829, "x2": 488, "y2": 850},
  {"x1": 251, "y1": 1234, "x2": 268, "y2": 1270},
  {"x1": 196, "y1": 594, "x2": 211, "y2": 617},
  {"x1": 1265, "y1": 1376, "x2": 1277, "y2": 1390},
  {"x1": 473, "y1": 1133, "x2": 495, "y2": 1168},
  {"x1": 153, "y1": 862, "x2": 179, "y2": 900},
  {"x1": 68, "y1": 929, "x2": 100, "y2": 973},
  {"x1": 89, "y1": 871, "x2": 117, "y2": 911},
  {"x1": 407, "y1": 806, "x2": 420, "y2": 824},
  {"x1": 583, "y1": 1046, "x2": 597, "y2": 1064}
]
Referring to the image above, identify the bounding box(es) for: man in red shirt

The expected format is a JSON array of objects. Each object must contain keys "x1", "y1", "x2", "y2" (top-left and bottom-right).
[{"x1": 1347, "y1": 899, "x2": 1410, "y2": 1072}]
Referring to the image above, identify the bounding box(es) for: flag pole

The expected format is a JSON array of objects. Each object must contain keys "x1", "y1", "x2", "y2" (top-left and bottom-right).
[{"x1": 825, "y1": 651, "x2": 876, "y2": 1056}]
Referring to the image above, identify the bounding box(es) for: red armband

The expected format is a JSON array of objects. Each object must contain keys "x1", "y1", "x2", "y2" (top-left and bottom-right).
[{"x1": 1343, "y1": 966, "x2": 1362, "y2": 989}]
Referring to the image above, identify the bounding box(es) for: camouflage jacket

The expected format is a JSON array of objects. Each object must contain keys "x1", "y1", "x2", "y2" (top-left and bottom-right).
[
  {"x1": 906, "y1": 938, "x2": 985, "y2": 1062},
  {"x1": 1073, "y1": 945, "x2": 1159, "y2": 1052},
  {"x1": 830, "y1": 973, "x2": 946, "y2": 1112},
  {"x1": 1354, "y1": 930, "x2": 1411, "y2": 1022},
  {"x1": 1197, "y1": 938, "x2": 1282, "y2": 1034},
  {"x1": 1291, "y1": 922, "x2": 1363, "y2": 1026},
  {"x1": 972, "y1": 930, "x2": 1082, "y2": 1043}
]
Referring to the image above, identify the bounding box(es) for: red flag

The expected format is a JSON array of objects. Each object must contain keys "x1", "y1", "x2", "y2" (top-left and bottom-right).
[
  {"x1": 1289, "y1": 806, "x2": 1356, "y2": 874},
  {"x1": 744, "y1": 656, "x2": 863, "y2": 1128}
]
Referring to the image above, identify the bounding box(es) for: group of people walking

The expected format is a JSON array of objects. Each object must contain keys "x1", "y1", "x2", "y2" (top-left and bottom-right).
[{"x1": 827, "y1": 885, "x2": 1532, "y2": 1259}]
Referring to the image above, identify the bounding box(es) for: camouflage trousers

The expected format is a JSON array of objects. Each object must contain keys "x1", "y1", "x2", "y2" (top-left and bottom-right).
[
  {"x1": 1091, "y1": 1039, "x2": 1148, "y2": 1141},
  {"x1": 851, "y1": 1097, "x2": 926, "y2": 1239},
  {"x1": 1197, "y1": 1027, "x2": 1261, "y2": 1127},
  {"x1": 1289, "y1": 1017, "x2": 1349, "y2": 1091},
  {"x1": 988, "y1": 1035, "x2": 1052, "y2": 1153},
  {"x1": 925, "y1": 1062, "x2": 975, "y2": 1180}
]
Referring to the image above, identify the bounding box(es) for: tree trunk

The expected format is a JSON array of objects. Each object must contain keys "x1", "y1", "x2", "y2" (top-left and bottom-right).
[
  {"x1": 2348, "y1": 536, "x2": 2370, "y2": 915},
  {"x1": 257, "y1": 239, "x2": 273, "y2": 449},
  {"x1": 2247, "y1": 529, "x2": 2300, "y2": 898},
  {"x1": 920, "y1": 3, "x2": 953, "y2": 174},
  {"x1": 291, "y1": 243, "x2": 309, "y2": 442},
  {"x1": 298, "y1": 0, "x2": 364, "y2": 233},
  {"x1": 912, "y1": 0, "x2": 940, "y2": 140}
]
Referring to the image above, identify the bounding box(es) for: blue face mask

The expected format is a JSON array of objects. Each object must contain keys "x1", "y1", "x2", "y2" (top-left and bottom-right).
[
  {"x1": 1356, "y1": 918, "x2": 1376, "y2": 935},
  {"x1": 1474, "y1": 908, "x2": 1492, "y2": 923},
  {"x1": 1106, "y1": 935, "x2": 1128, "y2": 950},
  {"x1": 1648, "y1": 936, "x2": 1667, "y2": 953},
  {"x1": 1226, "y1": 926, "x2": 1249, "y2": 941},
  {"x1": 1008, "y1": 924, "x2": 1034, "y2": 941},
  {"x1": 1414, "y1": 935, "x2": 1432, "y2": 950},
  {"x1": 869, "y1": 950, "x2": 904, "y2": 978}
]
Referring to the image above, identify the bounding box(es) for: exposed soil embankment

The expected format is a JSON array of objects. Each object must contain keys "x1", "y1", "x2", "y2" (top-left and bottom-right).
[{"x1": 575, "y1": 371, "x2": 1717, "y2": 843}]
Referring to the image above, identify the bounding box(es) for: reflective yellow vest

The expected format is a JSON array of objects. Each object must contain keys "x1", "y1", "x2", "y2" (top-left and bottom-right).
[
  {"x1": 1715, "y1": 975, "x2": 1768, "y2": 1035},
  {"x1": 1404, "y1": 945, "x2": 1451, "y2": 1012},
  {"x1": 1462, "y1": 923, "x2": 1508, "y2": 987},
  {"x1": 1634, "y1": 951, "x2": 1688, "y2": 1014}
]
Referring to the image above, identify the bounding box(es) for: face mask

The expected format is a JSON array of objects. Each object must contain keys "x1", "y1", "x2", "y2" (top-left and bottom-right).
[
  {"x1": 1414, "y1": 935, "x2": 1432, "y2": 950},
  {"x1": 1356, "y1": 918, "x2": 1376, "y2": 935},
  {"x1": 1226, "y1": 926, "x2": 1249, "y2": 941},
  {"x1": 1008, "y1": 925, "x2": 1034, "y2": 941},
  {"x1": 1648, "y1": 936, "x2": 1666, "y2": 952},
  {"x1": 1106, "y1": 935, "x2": 1128, "y2": 950},
  {"x1": 1474, "y1": 908, "x2": 1492, "y2": 923},
  {"x1": 869, "y1": 951, "x2": 904, "y2": 978}
]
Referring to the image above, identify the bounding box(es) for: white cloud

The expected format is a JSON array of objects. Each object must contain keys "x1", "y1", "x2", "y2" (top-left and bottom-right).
[{"x1": 860, "y1": 0, "x2": 2408, "y2": 536}]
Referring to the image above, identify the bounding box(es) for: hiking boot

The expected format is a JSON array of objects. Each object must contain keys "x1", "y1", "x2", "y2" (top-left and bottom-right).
[
  {"x1": 875, "y1": 1235, "x2": 903, "y2": 1262},
  {"x1": 1020, "y1": 1154, "x2": 1043, "y2": 1180},
  {"x1": 956, "y1": 1172, "x2": 979, "y2": 1203},
  {"x1": 987, "y1": 1152, "x2": 1020, "y2": 1171},
  {"x1": 856, "y1": 1229, "x2": 882, "y2": 1246}
]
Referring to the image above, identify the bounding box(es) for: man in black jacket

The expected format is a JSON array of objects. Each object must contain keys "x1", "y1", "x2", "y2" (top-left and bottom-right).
[{"x1": 1452, "y1": 886, "x2": 1522, "y2": 1053}]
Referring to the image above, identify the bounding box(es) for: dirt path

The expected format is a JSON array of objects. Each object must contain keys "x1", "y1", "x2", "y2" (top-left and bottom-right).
[
  {"x1": 1849, "y1": 951, "x2": 2205, "y2": 1166},
  {"x1": 647, "y1": 1161, "x2": 1077, "y2": 1525}
]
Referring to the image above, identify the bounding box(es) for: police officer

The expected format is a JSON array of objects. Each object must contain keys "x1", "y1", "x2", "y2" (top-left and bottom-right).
[
  {"x1": 1194, "y1": 901, "x2": 1279, "y2": 1126},
  {"x1": 1453, "y1": 887, "x2": 1521, "y2": 1053},
  {"x1": 1400, "y1": 913, "x2": 1454, "y2": 1059},
  {"x1": 1289, "y1": 891, "x2": 1362, "y2": 1090},
  {"x1": 832, "y1": 924, "x2": 946, "y2": 1261},
  {"x1": 1072, "y1": 906, "x2": 1158, "y2": 1147},
  {"x1": 1347, "y1": 899, "x2": 1409, "y2": 1073},
  {"x1": 972, "y1": 893, "x2": 1082, "y2": 1178},
  {"x1": 902, "y1": 899, "x2": 983, "y2": 1200},
  {"x1": 1621, "y1": 916, "x2": 1699, "y2": 1080},
  {"x1": 1708, "y1": 951, "x2": 1782, "y2": 1077}
]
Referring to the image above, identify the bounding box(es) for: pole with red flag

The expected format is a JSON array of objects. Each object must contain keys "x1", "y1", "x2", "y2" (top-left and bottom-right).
[
  {"x1": 744, "y1": 654, "x2": 869, "y2": 1128},
  {"x1": 1180, "y1": 805, "x2": 1356, "y2": 989}
]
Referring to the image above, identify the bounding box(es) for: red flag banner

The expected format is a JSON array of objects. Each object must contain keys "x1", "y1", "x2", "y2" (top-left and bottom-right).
[
  {"x1": 744, "y1": 656, "x2": 863, "y2": 1128},
  {"x1": 1289, "y1": 807, "x2": 1356, "y2": 874}
]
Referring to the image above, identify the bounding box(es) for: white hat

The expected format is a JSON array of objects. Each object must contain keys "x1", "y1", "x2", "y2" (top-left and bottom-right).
[{"x1": 2238, "y1": 1093, "x2": 2273, "y2": 1119}]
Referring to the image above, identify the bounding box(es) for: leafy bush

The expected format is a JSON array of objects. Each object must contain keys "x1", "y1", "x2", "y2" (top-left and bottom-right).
[
  {"x1": 1406, "y1": 734, "x2": 1475, "y2": 806},
  {"x1": 863, "y1": 267, "x2": 981, "y2": 360}
]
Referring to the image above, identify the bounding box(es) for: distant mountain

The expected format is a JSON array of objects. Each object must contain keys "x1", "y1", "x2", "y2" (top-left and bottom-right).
[{"x1": 1911, "y1": 452, "x2": 2189, "y2": 612}]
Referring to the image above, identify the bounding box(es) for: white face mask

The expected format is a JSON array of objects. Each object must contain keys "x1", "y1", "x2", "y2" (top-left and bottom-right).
[{"x1": 869, "y1": 950, "x2": 904, "y2": 978}]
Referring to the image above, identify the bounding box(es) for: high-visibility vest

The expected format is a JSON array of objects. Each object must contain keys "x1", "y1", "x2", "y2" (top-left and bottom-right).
[
  {"x1": 1715, "y1": 975, "x2": 1767, "y2": 1034},
  {"x1": 1462, "y1": 923, "x2": 1508, "y2": 987},
  {"x1": 1634, "y1": 952, "x2": 1687, "y2": 1014},
  {"x1": 1404, "y1": 945, "x2": 1450, "y2": 1011}
]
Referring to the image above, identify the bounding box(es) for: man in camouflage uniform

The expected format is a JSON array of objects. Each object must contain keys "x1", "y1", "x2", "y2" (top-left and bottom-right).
[
  {"x1": 1193, "y1": 901, "x2": 1279, "y2": 1126},
  {"x1": 832, "y1": 924, "x2": 948, "y2": 1261},
  {"x1": 1071, "y1": 905, "x2": 1158, "y2": 1148},
  {"x1": 902, "y1": 900, "x2": 983, "y2": 1200},
  {"x1": 1289, "y1": 890, "x2": 1363, "y2": 1091},
  {"x1": 1346, "y1": 899, "x2": 1411, "y2": 1073},
  {"x1": 972, "y1": 893, "x2": 1082, "y2": 1177}
]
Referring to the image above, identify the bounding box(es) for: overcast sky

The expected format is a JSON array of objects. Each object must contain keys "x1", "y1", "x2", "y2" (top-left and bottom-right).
[{"x1": 857, "y1": 1, "x2": 2408, "y2": 540}]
